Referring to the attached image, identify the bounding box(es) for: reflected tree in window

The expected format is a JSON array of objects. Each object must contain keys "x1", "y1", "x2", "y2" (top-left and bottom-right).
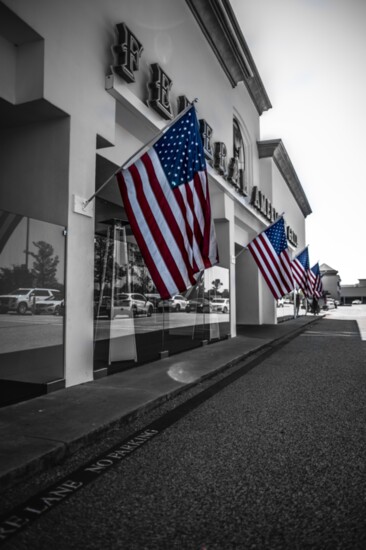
[
  {"x1": 128, "y1": 244, "x2": 155, "y2": 294},
  {"x1": 28, "y1": 241, "x2": 59, "y2": 288},
  {"x1": 94, "y1": 235, "x2": 114, "y2": 290},
  {"x1": 0, "y1": 240, "x2": 62, "y2": 293},
  {"x1": 211, "y1": 278, "x2": 223, "y2": 299}
]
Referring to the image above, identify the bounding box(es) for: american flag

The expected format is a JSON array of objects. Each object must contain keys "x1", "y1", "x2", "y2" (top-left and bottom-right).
[
  {"x1": 291, "y1": 247, "x2": 313, "y2": 297},
  {"x1": 247, "y1": 217, "x2": 293, "y2": 300},
  {"x1": 116, "y1": 106, "x2": 218, "y2": 299},
  {"x1": 310, "y1": 262, "x2": 323, "y2": 298}
]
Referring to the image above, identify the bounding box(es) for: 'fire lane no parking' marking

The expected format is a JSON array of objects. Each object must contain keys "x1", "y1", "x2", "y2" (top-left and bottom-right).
[{"x1": 0, "y1": 428, "x2": 158, "y2": 544}]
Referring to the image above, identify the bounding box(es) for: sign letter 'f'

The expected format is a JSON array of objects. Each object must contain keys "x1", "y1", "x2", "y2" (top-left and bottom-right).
[
  {"x1": 148, "y1": 63, "x2": 173, "y2": 120},
  {"x1": 113, "y1": 23, "x2": 143, "y2": 83}
]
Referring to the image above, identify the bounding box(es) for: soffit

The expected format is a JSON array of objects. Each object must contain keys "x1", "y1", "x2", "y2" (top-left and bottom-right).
[
  {"x1": 185, "y1": 0, "x2": 271, "y2": 115},
  {"x1": 257, "y1": 139, "x2": 312, "y2": 218}
]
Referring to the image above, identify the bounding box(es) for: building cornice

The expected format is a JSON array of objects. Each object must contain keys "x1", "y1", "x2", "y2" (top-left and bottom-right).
[
  {"x1": 185, "y1": 0, "x2": 272, "y2": 115},
  {"x1": 320, "y1": 263, "x2": 338, "y2": 275},
  {"x1": 257, "y1": 139, "x2": 312, "y2": 218}
]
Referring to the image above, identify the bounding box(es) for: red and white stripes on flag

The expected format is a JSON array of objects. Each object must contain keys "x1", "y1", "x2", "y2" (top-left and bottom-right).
[
  {"x1": 247, "y1": 217, "x2": 294, "y2": 300},
  {"x1": 309, "y1": 263, "x2": 323, "y2": 298},
  {"x1": 308, "y1": 269, "x2": 317, "y2": 296},
  {"x1": 116, "y1": 106, "x2": 218, "y2": 300},
  {"x1": 291, "y1": 247, "x2": 313, "y2": 298}
]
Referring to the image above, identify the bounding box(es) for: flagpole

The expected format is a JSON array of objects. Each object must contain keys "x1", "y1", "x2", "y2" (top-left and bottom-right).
[{"x1": 82, "y1": 99, "x2": 198, "y2": 210}]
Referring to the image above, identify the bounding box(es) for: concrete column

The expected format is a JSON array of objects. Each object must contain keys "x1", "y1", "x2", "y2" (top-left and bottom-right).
[
  {"x1": 214, "y1": 194, "x2": 236, "y2": 337},
  {"x1": 64, "y1": 120, "x2": 96, "y2": 387},
  {"x1": 260, "y1": 275, "x2": 276, "y2": 324},
  {"x1": 236, "y1": 248, "x2": 261, "y2": 325}
]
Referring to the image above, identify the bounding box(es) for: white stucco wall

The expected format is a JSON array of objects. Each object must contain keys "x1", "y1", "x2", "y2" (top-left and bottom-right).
[{"x1": 269, "y1": 161, "x2": 307, "y2": 252}]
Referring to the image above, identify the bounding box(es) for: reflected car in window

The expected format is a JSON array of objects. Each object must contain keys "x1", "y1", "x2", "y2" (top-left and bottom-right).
[
  {"x1": 34, "y1": 295, "x2": 64, "y2": 315},
  {"x1": 157, "y1": 294, "x2": 188, "y2": 312},
  {"x1": 185, "y1": 298, "x2": 213, "y2": 314},
  {"x1": 352, "y1": 299, "x2": 362, "y2": 305},
  {"x1": 211, "y1": 298, "x2": 230, "y2": 313},
  {"x1": 107, "y1": 293, "x2": 154, "y2": 319},
  {"x1": 0, "y1": 288, "x2": 60, "y2": 315},
  {"x1": 54, "y1": 300, "x2": 65, "y2": 316}
]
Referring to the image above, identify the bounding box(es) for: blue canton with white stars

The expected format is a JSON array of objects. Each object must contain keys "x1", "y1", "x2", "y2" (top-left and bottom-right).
[
  {"x1": 264, "y1": 218, "x2": 288, "y2": 256},
  {"x1": 154, "y1": 107, "x2": 206, "y2": 189},
  {"x1": 296, "y1": 248, "x2": 309, "y2": 269},
  {"x1": 311, "y1": 263, "x2": 320, "y2": 276}
]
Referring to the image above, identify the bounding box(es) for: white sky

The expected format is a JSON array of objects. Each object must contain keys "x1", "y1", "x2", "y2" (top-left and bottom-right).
[{"x1": 231, "y1": 0, "x2": 366, "y2": 284}]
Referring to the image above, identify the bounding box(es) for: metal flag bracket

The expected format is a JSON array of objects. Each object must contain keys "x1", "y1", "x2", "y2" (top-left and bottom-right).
[{"x1": 73, "y1": 194, "x2": 94, "y2": 217}]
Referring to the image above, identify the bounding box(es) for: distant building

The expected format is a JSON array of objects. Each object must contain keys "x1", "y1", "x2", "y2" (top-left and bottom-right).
[
  {"x1": 320, "y1": 263, "x2": 341, "y2": 302},
  {"x1": 341, "y1": 279, "x2": 366, "y2": 305}
]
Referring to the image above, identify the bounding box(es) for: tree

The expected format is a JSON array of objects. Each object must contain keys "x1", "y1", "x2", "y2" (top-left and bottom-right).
[
  {"x1": 28, "y1": 241, "x2": 59, "y2": 287},
  {"x1": 211, "y1": 278, "x2": 223, "y2": 298},
  {"x1": 94, "y1": 235, "x2": 114, "y2": 290}
]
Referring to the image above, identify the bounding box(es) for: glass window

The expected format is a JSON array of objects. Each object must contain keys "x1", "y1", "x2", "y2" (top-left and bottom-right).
[
  {"x1": 233, "y1": 118, "x2": 248, "y2": 196},
  {"x1": 0, "y1": 209, "x2": 65, "y2": 405},
  {"x1": 93, "y1": 197, "x2": 230, "y2": 373}
]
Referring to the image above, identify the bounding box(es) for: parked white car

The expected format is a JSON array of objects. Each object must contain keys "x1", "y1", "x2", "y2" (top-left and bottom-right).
[
  {"x1": 157, "y1": 294, "x2": 188, "y2": 312},
  {"x1": 0, "y1": 288, "x2": 61, "y2": 315},
  {"x1": 210, "y1": 298, "x2": 230, "y2": 313},
  {"x1": 34, "y1": 295, "x2": 64, "y2": 315},
  {"x1": 323, "y1": 298, "x2": 336, "y2": 310},
  {"x1": 107, "y1": 292, "x2": 154, "y2": 319}
]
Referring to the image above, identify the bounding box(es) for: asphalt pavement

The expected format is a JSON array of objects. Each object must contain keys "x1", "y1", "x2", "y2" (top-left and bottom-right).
[
  {"x1": 0, "y1": 314, "x2": 321, "y2": 494},
  {"x1": 2, "y1": 309, "x2": 366, "y2": 549}
]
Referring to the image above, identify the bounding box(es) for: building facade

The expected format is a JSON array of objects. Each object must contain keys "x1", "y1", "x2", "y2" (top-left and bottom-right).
[
  {"x1": 320, "y1": 263, "x2": 341, "y2": 302},
  {"x1": 0, "y1": 0, "x2": 311, "y2": 406},
  {"x1": 341, "y1": 279, "x2": 366, "y2": 304}
]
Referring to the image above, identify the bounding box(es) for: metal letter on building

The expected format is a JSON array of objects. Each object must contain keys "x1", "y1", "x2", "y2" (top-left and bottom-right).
[
  {"x1": 286, "y1": 226, "x2": 298, "y2": 247},
  {"x1": 199, "y1": 119, "x2": 213, "y2": 161},
  {"x1": 227, "y1": 156, "x2": 239, "y2": 187},
  {"x1": 251, "y1": 186, "x2": 260, "y2": 209},
  {"x1": 213, "y1": 142, "x2": 228, "y2": 177},
  {"x1": 113, "y1": 23, "x2": 143, "y2": 83},
  {"x1": 148, "y1": 63, "x2": 173, "y2": 120},
  {"x1": 177, "y1": 95, "x2": 190, "y2": 113},
  {"x1": 259, "y1": 191, "x2": 267, "y2": 217}
]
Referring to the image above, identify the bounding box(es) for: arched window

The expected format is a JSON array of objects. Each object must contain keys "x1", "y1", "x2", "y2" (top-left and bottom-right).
[{"x1": 228, "y1": 119, "x2": 248, "y2": 196}]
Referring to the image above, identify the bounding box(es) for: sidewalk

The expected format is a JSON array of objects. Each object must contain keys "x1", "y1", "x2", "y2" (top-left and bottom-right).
[{"x1": 0, "y1": 315, "x2": 321, "y2": 492}]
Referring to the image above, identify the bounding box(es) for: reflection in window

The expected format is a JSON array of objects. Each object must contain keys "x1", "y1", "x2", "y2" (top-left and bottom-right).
[
  {"x1": 0, "y1": 209, "x2": 65, "y2": 403},
  {"x1": 93, "y1": 199, "x2": 230, "y2": 373}
]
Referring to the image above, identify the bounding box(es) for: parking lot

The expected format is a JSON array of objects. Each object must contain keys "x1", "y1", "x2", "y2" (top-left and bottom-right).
[{"x1": 0, "y1": 310, "x2": 230, "y2": 355}]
